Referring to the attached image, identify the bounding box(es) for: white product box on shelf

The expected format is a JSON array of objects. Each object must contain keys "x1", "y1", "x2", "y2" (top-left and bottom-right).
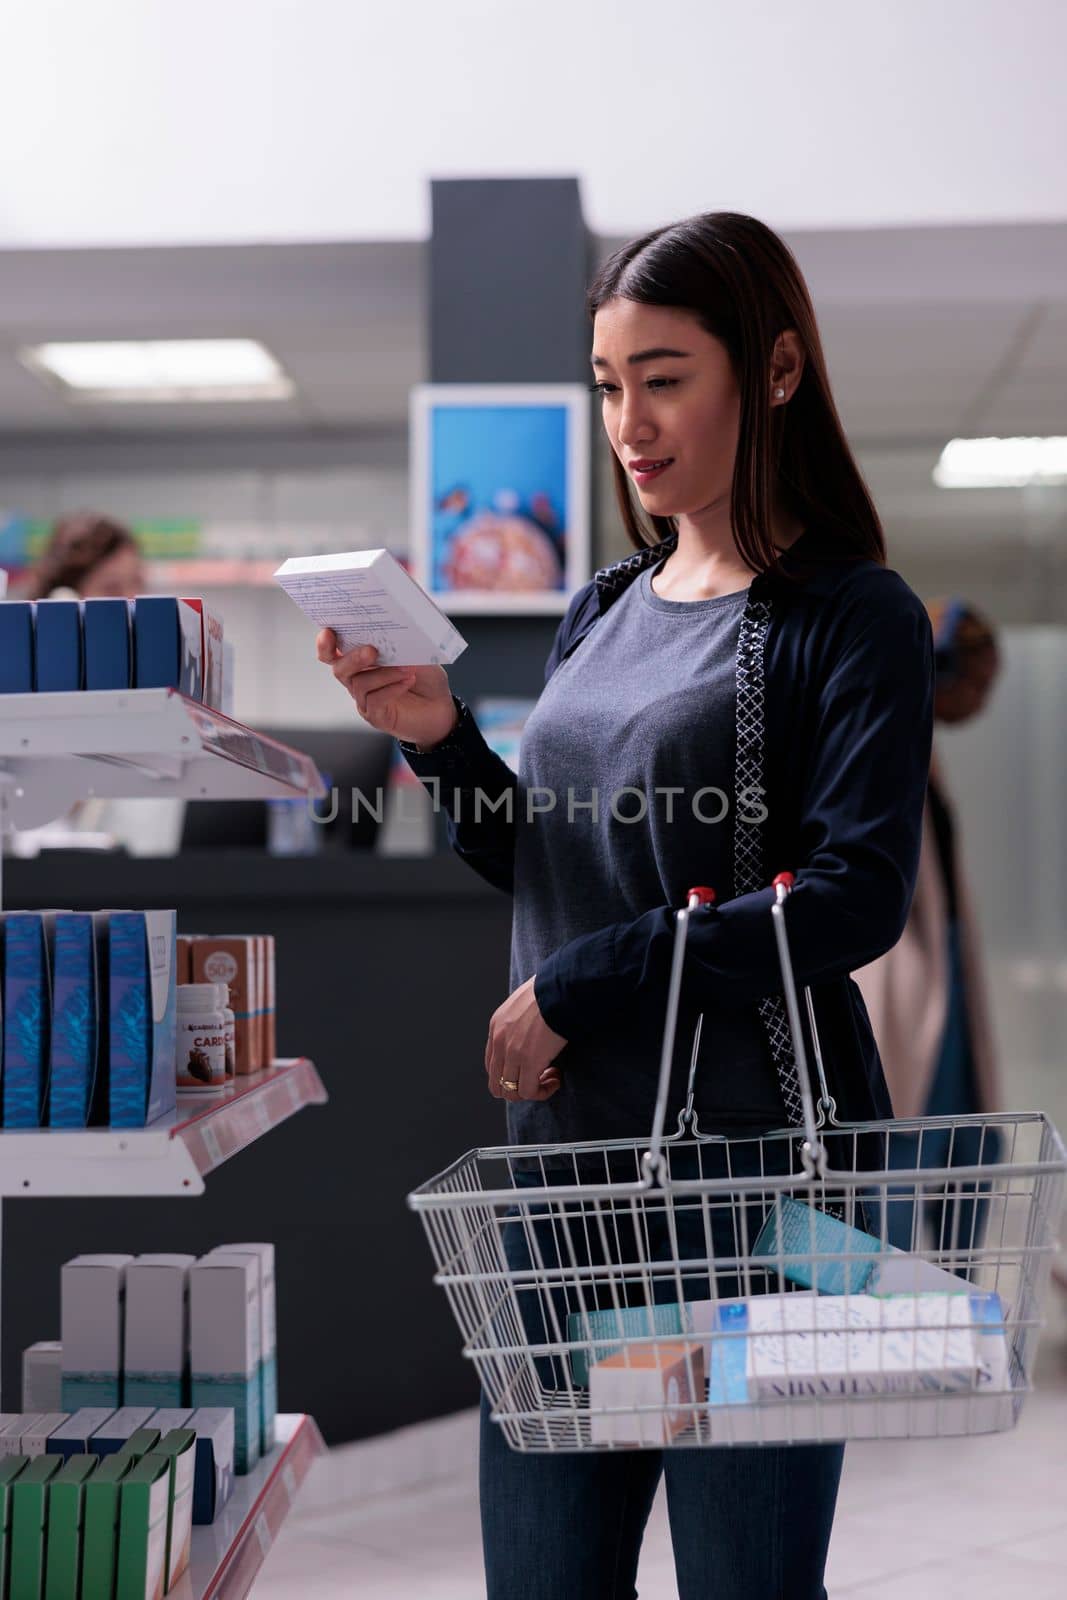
[
  {"x1": 124, "y1": 1255, "x2": 195, "y2": 1409},
  {"x1": 21, "y1": 1344, "x2": 62, "y2": 1413},
  {"x1": 0, "y1": 1416, "x2": 32, "y2": 1457},
  {"x1": 189, "y1": 1255, "x2": 261, "y2": 1474},
  {"x1": 208, "y1": 1244, "x2": 276, "y2": 1453},
  {"x1": 61, "y1": 1255, "x2": 134, "y2": 1411},
  {"x1": 273, "y1": 548, "x2": 468, "y2": 665},
  {"x1": 20, "y1": 1413, "x2": 67, "y2": 1456}
]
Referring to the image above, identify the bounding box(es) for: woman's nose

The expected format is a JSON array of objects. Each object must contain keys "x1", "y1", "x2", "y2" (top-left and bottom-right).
[{"x1": 617, "y1": 396, "x2": 656, "y2": 449}]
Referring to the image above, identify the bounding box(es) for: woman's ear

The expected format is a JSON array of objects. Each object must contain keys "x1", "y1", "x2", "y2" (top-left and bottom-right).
[{"x1": 770, "y1": 330, "x2": 805, "y2": 404}]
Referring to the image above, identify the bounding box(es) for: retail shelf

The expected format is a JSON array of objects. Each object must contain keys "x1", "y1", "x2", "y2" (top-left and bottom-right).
[
  {"x1": 0, "y1": 688, "x2": 327, "y2": 830},
  {"x1": 0, "y1": 1057, "x2": 327, "y2": 1197},
  {"x1": 175, "y1": 1413, "x2": 327, "y2": 1600}
]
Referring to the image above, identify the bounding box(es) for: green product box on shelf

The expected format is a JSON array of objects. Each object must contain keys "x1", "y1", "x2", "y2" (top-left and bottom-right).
[
  {"x1": 154, "y1": 1430, "x2": 196, "y2": 1590},
  {"x1": 190, "y1": 1255, "x2": 261, "y2": 1473},
  {"x1": 113, "y1": 1428, "x2": 163, "y2": 1468},
  {"x1": 9, "y1": 1452, "x2": 61, "y2": 1600},
  {"x1": 124, "y1": 1255, "x2": 195, "y2": 1409},
  {"x1": 0, "y1": 1457, "x2": 30, "y2": 1597},
  {"x1": 108, "y1": 910, "x2": 177, "y2": 1129},
  {"x1": 43, "y1": 1453, "x2": 98, "y2": 1600},
  {"x1": 115, "y1": 1454, "x2": 171, "y2": 1600},
  {"x1": 210, "y1": 1243, "x2": 277, "y2": 1453},
  {"x1": 61, "y1": 1255, "x2": 133, "y2": 1411},
  {"x1": 81, "y1": 1455, "x2": 134, "y2": 1600}
]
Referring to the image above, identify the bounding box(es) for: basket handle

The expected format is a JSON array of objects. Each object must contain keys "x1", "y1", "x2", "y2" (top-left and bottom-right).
[
  {"x1": 769, "y1": 873, "x2": 827, "y2": 1173},
  {"x1": 643, "y1": 887, "x2": 716, "y2": 1181},
  {"x1": 643, "y1": 878, "x2": 827, "y2": 1183}
]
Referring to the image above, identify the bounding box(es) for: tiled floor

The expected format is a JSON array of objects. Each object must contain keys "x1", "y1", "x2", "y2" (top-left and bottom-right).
[{"x1": 257, "y1": 1338, "x2": 1067, "y2": 1597}]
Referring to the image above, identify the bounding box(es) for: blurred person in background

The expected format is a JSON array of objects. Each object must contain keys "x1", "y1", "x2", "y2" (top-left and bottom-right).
[
  {"x1": 855, "y1": 598, "x2": 1002, "y2": 1259},
  {"x1": 10, "y1": 511, "x2": 167, "y2": 853},
  {"x1": 20, "y1": 510, "x2": 145, "y2": 600}
]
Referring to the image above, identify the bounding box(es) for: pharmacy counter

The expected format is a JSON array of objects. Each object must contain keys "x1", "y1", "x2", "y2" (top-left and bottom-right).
[{"x1": 2, "y1": 849, "x2": 513, "y2": 1445}]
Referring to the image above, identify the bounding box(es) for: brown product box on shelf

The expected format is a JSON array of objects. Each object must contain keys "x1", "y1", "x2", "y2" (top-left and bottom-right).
[
  {"x1": 263, "y1": 935, "x2": 276, "y2": 1065},
  {"x1": 253, "y1": 936, "x2": 266, "y2": 1069},
  {"x1": 175, "y1": 937, "x2": 193, "y2": 987},
  {"x1": 188, "y1": 938, "x2": 256, "y2": 1075}
]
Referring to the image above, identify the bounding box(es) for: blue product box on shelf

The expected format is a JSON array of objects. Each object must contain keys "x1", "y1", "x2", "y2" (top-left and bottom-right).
[
  {"x1": 46, "y1": 1409, "x2": 116, "y2": 1461},
  {"x1": 108, "y1": 911, "x2": 177, "y2": 1129},
  {"x1": 132, "y1": 598, "x2": 203, "y2": 698},
  {"x1": 89, "y1": 1408, "x2": 157, "y2": 1458},
  {"x1": 186, "y1": 1408, "x2": 235, "y2": 1524},
  {"x1": 49, "y1": 912, "x2": 109, "y2": 1128},
  {"x1": 2, "y1": 912, "x2": 57, "y2": 1128},
  {"x1": 83, "y1": 599, "x2": 133, "y2": 691},
  {"x1": 0, "y1": 601, "x2": 35, "y2": 692},
  {"x1": 33, "y1": 599, "x2": 84, "y2": 691}
]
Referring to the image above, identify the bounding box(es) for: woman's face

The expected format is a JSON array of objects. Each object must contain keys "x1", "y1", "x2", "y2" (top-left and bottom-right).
[
  {"x1": 79, "y1": 542, "x2": 146, "y2": 599},
  {"x1": 591, "y1": 298, "x2": 740, "y2": 517}
]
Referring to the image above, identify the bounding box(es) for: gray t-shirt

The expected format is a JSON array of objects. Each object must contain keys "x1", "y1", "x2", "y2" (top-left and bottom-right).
[{"x1": 509, "y1": 561, "x2": 786, "y2": 1146}]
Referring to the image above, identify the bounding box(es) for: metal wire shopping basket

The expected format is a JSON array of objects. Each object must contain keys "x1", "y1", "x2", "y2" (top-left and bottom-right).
[{"x1": 409, "y1": 876, "x2": 1067, "y2": 1452}]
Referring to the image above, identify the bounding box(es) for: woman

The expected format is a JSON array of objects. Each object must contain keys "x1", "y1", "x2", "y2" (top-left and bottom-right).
[
  {"x1": 855, "y1": 599, "x2": 1002, "y2": 1257},
  {"x1": 19, "y1": 510, "x2": 145, "y2": 600},
  {"x1": 318, "y1": 212, "x2": 933, "y2": 1599}
]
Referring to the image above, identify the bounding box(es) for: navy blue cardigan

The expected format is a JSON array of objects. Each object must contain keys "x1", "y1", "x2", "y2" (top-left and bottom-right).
[{"x1": 400, "y1": 528, "x2": 934, "y2": 1126}]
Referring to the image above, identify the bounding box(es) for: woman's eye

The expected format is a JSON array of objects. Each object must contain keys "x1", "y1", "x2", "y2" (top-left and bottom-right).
[{"x1": 587, "y1": 378, "x2": 678, "y2": 397}]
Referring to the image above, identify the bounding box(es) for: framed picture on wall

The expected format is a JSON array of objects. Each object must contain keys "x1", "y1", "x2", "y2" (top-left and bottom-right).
[{"x1": 409, "y1": 384, "x2": 591, "y2": 614}]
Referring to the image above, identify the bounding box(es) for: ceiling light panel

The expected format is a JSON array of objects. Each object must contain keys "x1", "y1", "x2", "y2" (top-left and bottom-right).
[{"x1": 19, "y1": 338, "x2": 295, "y2": 403}]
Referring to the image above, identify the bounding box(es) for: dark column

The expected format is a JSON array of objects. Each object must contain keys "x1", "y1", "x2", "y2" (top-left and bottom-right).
[{"x1": 430, "y1": 177, "x2": 590, "y2": 383}]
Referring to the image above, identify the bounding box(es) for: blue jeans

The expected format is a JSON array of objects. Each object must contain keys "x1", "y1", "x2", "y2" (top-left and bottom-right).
[{"x1": 480, "y1": 1140, "x2": 844, "y2": 1599}]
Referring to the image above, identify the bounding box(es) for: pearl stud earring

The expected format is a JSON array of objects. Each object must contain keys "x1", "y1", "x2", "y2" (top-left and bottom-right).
[{"x1": 774, "y1": 387, "x2": 785, "y2": 399}]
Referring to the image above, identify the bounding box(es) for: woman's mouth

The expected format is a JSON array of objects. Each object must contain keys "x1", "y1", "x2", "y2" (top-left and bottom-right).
[{"x1": 629, "y1": 457, "x2": 674, "y2": 486}]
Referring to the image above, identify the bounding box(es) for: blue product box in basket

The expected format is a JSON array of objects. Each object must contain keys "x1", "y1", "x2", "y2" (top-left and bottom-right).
[
  {"x1": 0, "y1": 601, "x2": 35, "y2": 692},
  {"x1": 49, "y1": 912, "x2": 110, "y2": 1128},
  {"x1": 33, "y1": 599, "x2": 83, "y2": 691},
  {"x1": 2, "y1": 912, "x2": 57, "y2": 1128},
  {"x1": 752, "y1": 1198, "x2": 890, "y2": 1295},
  {"x1": 84, "y1": 599, "x2": 133, "y2": 691},
  {"x1": 566, "y1": 1303, "x2": 685, "y2": 1388},
  {"x1": 108, "y1": 911, "x2": 176, "y2": 1128}
]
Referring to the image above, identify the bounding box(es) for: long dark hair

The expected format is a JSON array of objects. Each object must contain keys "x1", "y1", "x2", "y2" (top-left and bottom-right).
[
  {"x1": 26, "y1": 511, "x2": 139, "y2": 599},
  {"x1": 587, "y1": 212, "x2": 885, "y2": 574}
]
